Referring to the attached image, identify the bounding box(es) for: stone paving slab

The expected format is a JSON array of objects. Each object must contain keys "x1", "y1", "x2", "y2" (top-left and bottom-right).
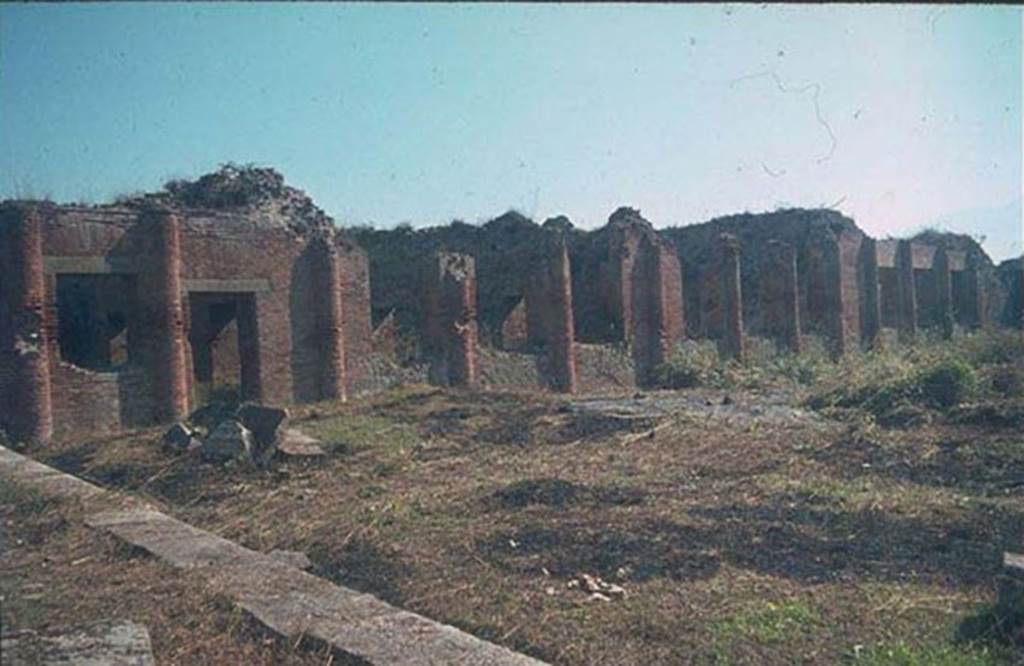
[
  {"x1": 1, "y1": 620, "x2": 155, "y2": 665},
  {"x1": 0, "y1": 446, "x2": 548, "y2": 666},
  {"x1": 0, "y1": 446, "x2": 107, "y2": 501},
  {"x1": 569, "y1": 391, "x2": 818, "y2": 425}
]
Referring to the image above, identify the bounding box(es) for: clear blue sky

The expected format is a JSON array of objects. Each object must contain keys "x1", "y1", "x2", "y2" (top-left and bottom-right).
[{"x1": 2, "y1": 3, "x2": 1021, "y2": 260}]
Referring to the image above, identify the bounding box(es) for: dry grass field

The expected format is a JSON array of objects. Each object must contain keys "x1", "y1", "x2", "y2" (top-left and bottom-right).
[{"x1": 4, "y1": 331, "x2": 1023, "y2": 665}]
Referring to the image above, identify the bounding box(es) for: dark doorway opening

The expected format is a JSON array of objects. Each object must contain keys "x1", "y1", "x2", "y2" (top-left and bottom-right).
[
  {"x1": 56, "y1": 274, "x2": 138, "y2": 370},
  {"x1": 188, "y1": 292, "x2": 260, "y2": 406}
]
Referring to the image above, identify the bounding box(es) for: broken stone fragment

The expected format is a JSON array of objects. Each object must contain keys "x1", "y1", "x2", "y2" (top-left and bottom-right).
[
  {"x1": 571, "y1": 572, "x2": 627, "y2": 600},
  {"x1": 161, "y1": 423, "x2": 200, "y2": 453},
  {"x1": 236, "y1": 404, "x2": 286, "y2": 447},
  {"x1": 268, "y1": 549, "x2": 313, "y2": 571},
  {"x1": 235, "y1": 404, "x2": 287, "y2": 464},
  {"x1": 278, "y1": 428, "x2": 326, "y2": 458},
  {"x1": 201, "y1": 420, "x2": 254, "y2": 464}
]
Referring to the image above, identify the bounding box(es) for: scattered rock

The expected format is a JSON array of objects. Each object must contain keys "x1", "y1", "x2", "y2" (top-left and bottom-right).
[
  {"x1": 1, "y1": 620, "x2": 155, "y2": 665},
  {"x1": 567, "y1": 573, "x2": 627, "y2": 600},
  {"x1": 187, "y1": 402, "x2": 237, "y2": 432},
  {"x1": 268, "y1": 549, "x2": 313, "y2": 571},
  {"x1": 201, "y1": 420, "x2": 254, "y2": 464},
  {"x1": 278, "y1": 428, "x2": 326, "y2": 458},
  {"x1": 236, "y1": 404, "x2": 287, "y2": 442},
  {"x1": 235, "y1": 404, "x2": 287, "y2": 462},
  {"x1": 161, "y1": 423, "x2": 200, "y2": 453}
]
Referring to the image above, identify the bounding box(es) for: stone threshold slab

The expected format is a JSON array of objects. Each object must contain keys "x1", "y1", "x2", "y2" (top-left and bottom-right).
[{"x1": 0, "y1": 446, "x2": 547, "y2": 666}]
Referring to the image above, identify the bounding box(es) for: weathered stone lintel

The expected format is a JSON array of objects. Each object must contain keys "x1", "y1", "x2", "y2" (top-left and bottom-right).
[
  {"x1": 44, "y1": 255, "x2": 140, "y2": 274},
  {"x1": 183, "y1": 278, "x2": 272, "y2": 293}
]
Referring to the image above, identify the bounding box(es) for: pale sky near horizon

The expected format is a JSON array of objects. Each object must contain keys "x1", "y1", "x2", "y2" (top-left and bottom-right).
[{"x1": 1, "y1": 3, "x2": 1021, "y2": 260}]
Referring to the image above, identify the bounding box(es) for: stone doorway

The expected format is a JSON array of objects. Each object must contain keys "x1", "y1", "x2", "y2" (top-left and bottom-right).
[{"x1": 187, "y1": 292, "x2": 260, "y2": 406}]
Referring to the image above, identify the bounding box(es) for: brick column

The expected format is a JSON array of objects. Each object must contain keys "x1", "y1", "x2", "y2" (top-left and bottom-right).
[
  {"x1": 320, "y1": 238, "x2": 347, "y2": 402},
  {"x1": 767, "y1": 240, "x2": 801, "y2": 353},
  {"x1": 424, "y1": 253, "x2": 478, "y2": 388},
  {"x1": 149, "y1": 209, "x2": 189, "y2": 422},
  {"x1": 964, "y1": 253, "x2": 986, "y2": 330},
  {"x1": 859, "y1": 237, "x2": 881, "y2": 349},
  {"x1": 442, "y1": 254, "x2": 478, "y2": 387},
  {"x1": 546, "y1": 241, "x2": 577, "y2": 394},
  {"x1": 895, "y1": 240, "x2": 917, "y2": 343},
  {"x1": 820, "y1": 231, "x2": 848, "y2": 357},
  {"x1": 653, "y1": 243, "x2": 685, "y2": 367},
  {"x1": 933, "y1": 247, "x2": 954, "y2": 339},
  {"x1": 9, "y1": 208, "x2": 53, "y2": 444},
  {"x1": 719, "y1": 234, "x2": 744, "y2": 361}
]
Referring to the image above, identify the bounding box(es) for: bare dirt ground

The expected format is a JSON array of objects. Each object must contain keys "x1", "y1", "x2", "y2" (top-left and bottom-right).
[{"x1": 4, "y1": 333, "x2": 1024, "y2": 665}]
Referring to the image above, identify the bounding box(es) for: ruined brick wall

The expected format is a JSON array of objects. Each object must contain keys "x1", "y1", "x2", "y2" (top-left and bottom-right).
[
  {"x1": 911, "y1": 230, "x2": 1005, "y2": 328},
  {"x1": 997, "y1": 258, "x2": 1023, "y2": 328},
  {"x1": 568, "y1": 208, "x2": 646, "y2": 344},
  {"x1": 353, "y1": 212, "x2": 547, "y2": 348},
  {"x1": 574, "y1": 343, "x2": 636, "y2": 393},
  {"x1": 178, "y1": 214, "x2": 304, "y2": 406},
  {"x1": 476, "y1": 347, "x2": 544, "y2": 389},
  {"x1": 858, "y1": 237, "x2": 881, "y2": 348},
  {"x1": 371, "y1": 310, "x2": 399, "y2": 356},
  {"x1": 1, "y1": 195, "x2": 374, "y2": 440},
  {"x1": 878, "y1": 266, "x2": 899, "y2": 329},
  {"x1": 500, "y1": 299, "x2": 529, "y2": 351},
  {"x1": 665, "y1": 209, "x2": 864, "y2": 349},
  {"x1": 355, "y1": 213, "x2": 582, "y2": 393},
  {"x1": 336, "y1": 234, "x2": 372, "y2": 395},
  {"x1": 566, "y1": 208, "x2": 683, "y2": 385},
  {"x1": 760, "y1": 240, "x2": 801, "y2": 352}
]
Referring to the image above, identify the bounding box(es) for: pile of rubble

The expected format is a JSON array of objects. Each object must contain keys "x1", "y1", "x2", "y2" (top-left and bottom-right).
[
  {"x1": 161, "y1": 403, "x2": 323, "y2": 466},
  {"x1": 137, "y1": 164, "x2": 336, "y2": 235}
]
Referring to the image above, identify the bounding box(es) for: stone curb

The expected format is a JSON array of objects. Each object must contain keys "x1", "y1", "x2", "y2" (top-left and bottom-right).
[{"x1": 0, "y1": 445, "x2": 548, "y2": 666}]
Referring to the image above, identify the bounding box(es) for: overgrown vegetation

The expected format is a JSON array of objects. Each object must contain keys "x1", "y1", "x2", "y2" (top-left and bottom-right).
[{"x1": 807, "y1": 331, "x2": 1022, "y2": 423}]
